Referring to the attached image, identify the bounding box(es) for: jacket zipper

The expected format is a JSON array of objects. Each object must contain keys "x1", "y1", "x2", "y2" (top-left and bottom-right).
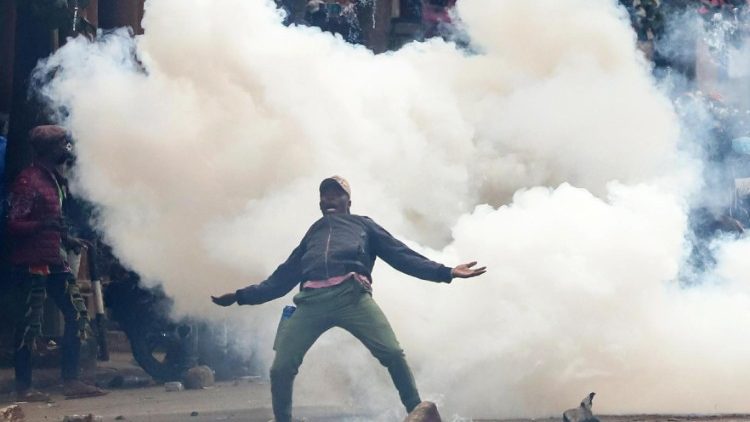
[{"x1": 324, "y1": 216, "x2": 332, "y2": 279}]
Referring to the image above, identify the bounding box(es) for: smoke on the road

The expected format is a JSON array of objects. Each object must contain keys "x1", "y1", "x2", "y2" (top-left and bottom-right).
[{"x1": 31, "y1": 0, "x2": 750, "y2": 417}]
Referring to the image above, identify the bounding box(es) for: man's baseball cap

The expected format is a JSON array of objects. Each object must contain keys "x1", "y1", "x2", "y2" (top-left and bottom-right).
[
  {"x1": 29, "y1": 125, "x2": 67, "y2": 150},
  {"x1": 319, "y1": 176, "x2": 351, "y2": 197}
]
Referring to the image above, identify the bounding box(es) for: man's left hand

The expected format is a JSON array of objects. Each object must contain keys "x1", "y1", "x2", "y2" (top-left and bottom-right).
[
  {"x1": 451, "y1": 261, "x2": 487, "y2": 279},
  {"x1": 211, "y1": 293, "x2": 237, "y2": 307}
]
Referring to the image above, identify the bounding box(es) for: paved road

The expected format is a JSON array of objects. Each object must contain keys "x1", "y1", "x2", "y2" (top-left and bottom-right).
[
  {"x1": 0, "y1": 351, "x2": 379, "y2": 421},
  {"x1": 8, "y1": 379, "x2": 375, "y2": 422},
  {"x1": 3, "y1": 353, "x2": 750, "y2": 422},
  {"x1": 8, "y1": 382, "x2": 750, "y2": 422}
]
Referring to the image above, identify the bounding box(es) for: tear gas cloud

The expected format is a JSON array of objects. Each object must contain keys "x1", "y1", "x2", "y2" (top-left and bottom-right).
[{"x1": 33, "y1": 0, "x2": 750, "y2": 417}]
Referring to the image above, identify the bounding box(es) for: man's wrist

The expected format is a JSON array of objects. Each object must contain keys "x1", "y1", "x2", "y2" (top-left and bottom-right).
[{"x1": 441, "y1": 266, "x2": 454, "y2": 282}]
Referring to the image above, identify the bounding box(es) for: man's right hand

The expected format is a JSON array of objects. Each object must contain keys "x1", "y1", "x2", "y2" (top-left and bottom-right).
[{"x1": 211, "y1": 293, "x2": 237, "y2": 307}]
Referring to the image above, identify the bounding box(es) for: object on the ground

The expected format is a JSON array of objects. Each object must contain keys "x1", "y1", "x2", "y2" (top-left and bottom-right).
[
  {"x1": 108, "y1": 375, "x2": 152, "y2": 389},
  {"x1": 164, "y1": 381, "x2": 184, "y2": 392},
  {"x1": 233, "y1": 375, "x2": 265, "y2": 387},
  {"x1": 62, "y1": 415, "x2": 103, "y2": 422},
  {"x1": 88, "y1": 245, "x2": 110, "y2": 362},
  {"x1": 15, "y1": 388, "x2": 51, "y2": 403},
  {"x1": 184, "y1": 365, "x2": 215, "y2": 389},
  {"x1": 114, "y1": 417, "x2": 125, "y2": 421},
  {"x1": 63, "y1": 380, "x2": 108, "y2": 399},
  {"x1": 190, "y1": 411, "x2": 199, "y2": 417},
  {"x1": 563, "y1": 392, "x2": 599, "y2": 422},
  {"x1": 404, "y1": 401, "x2": 442, "y2": 422},
  {"x1": 0, "y1": 405, "x2": 24, "y2": 421}
]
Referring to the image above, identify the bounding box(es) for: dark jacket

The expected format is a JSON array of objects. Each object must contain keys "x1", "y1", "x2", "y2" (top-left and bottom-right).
[
  {"x1": 235, "y1": 214, "x2": 453, "y2": 305},
  {"x1": 6, "y1": 164, "x2": 65, "y2": 266}
]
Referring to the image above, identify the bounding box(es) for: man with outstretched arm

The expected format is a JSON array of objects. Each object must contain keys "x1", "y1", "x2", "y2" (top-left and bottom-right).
[{"x1": 212, "y1": 176, "x2": 486, "y2": 422}]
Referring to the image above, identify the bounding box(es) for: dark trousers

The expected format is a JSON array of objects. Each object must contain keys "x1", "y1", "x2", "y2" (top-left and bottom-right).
[
  {"x1": 12, "y1": 271, "x2": 87, "y2": 391},
  {"x1": 270, "y1": 280, "x2": 421, "y2": 422}
]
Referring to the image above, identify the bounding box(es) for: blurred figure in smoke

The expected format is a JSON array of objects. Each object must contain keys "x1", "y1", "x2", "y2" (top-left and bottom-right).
[
  {"x1": 423, "y1": 0, "x2": 456, "y2": 37},
  {"x1": 683, "y1": 206, "x2": 744, "y2": 284},
  {"x1": 305, "y1": 0, "x2": 363, "y2": 44},
  {"x1": 621, "y1": 0, "x2": 664, "y2": 45},
  {"x1": 5, "y1": 125, "x2": 107, "y2": 401},
  {"x1": 212, "y1": 176, "x2": 486, "y2": 422}
]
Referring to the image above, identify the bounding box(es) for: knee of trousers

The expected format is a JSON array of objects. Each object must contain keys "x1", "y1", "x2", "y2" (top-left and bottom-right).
[
  {"x1": 270, "y1": 360, "x2": 301, "y2": 381},
  {"x1": 375, "y1": 348, "x2": 406, "y2": 367}
]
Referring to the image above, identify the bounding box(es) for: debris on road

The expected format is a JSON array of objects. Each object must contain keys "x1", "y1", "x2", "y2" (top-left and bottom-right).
[
  {"x1": 164, "y1": 381, "x2": 184, "y2": 392},
  {"x1": 108, "y1": 375, "x2": 152, "y2": 389},
  {"x1": 184, "y1": 366, "x2": 214, "y2": 390},
  {"x1": 62, "y1": 414, "x2": 103, "y2": 422},
  {"x1": 404, "y1": 401, "x2": 442, "y2": 422},
  {"x1": 232, "y1": 375, "x2": 263, "y2": 386},
  {"x1": 563, "y1": 392, "x2": 599, "y2": 422},
  {"x1": 190, "y1": 411, "x2": 199, "y2": 417},
  {"x1": 0, "y1": 405, "x2": 24, "y2": 422}
]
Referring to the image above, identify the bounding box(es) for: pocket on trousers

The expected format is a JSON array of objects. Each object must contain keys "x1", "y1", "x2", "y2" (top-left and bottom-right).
[{"x1": 272, "y1": 306, "x2": 296, "y2": 351}]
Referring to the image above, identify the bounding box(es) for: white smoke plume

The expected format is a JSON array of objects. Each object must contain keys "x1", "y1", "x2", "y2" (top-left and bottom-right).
[{"x1": 31, "y1": 0, "x2": 750, "y2": 417}]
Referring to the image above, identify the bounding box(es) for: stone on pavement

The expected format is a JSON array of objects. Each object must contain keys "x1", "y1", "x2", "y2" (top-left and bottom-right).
[
  {"x1": 0, "y1": 405, "x2": 24, "y2": 422},
  {"x1": 164, "y1": 381, "x2": 184, "y2": 392},
  {"x1": 404, "y1": 401, "x2": 441, "y2": 422},
  {"x1": 184, "y1": 366, "x2": 214, "y2": 390}
]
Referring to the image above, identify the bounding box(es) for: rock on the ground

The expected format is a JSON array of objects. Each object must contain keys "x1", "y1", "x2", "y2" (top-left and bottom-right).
[
  {"x1": 164, "y1": 382, "x2": 184, "y2": 392},
  {"x1": 184, "y1": 366, "x2": 214, "y2": 390},
  {"x1": 404, "y1": 401, "x2": 441, "y2": 422},
  {"x1": 0, "y1": 405, "x2": 24, "y2": 422}
]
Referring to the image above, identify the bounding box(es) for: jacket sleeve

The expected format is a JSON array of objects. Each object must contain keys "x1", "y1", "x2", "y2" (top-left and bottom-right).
[
  {"x1": 365, "y1": 217, "x2": 453, "y2": 283},
  {"x1": 235, "y1": 241, "x2": 306, "y2": 305},
  {"x1": 6, "y1": 175, "x2": 42, "y2": 236}
]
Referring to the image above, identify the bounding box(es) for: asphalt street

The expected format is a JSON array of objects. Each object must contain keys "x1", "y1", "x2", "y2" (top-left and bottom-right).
[{"x1": 7, "y1": 380, "x2": 375, "y2": 422}]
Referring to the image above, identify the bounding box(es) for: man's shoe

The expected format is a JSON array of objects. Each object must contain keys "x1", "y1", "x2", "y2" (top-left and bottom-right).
[
  {"x1": 405, "y1": 401, "x2": 441, "y2": 422},
  {"x1": 63, "y1": 380, "x2": 108, "y2": 399},
  {"x1": 16, "y1": 388, "x2": 51, "y2": 402}
]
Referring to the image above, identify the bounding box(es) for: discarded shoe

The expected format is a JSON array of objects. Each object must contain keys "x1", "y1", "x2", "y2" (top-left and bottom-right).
[
  {"x1": 63, "y1": 380, "x2": 108, "y2": 399},
  {"x1": 16, "y1": 388, "x2": 51, "y2": 402},
  {"x1": 563, "y1": 392, "x2": 599, "y2": 422}
]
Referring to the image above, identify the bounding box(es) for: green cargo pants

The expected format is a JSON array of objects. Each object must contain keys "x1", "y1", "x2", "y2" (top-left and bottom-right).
[{"x1": 270, "y1": 279, "x2": 421, "y2": 422}]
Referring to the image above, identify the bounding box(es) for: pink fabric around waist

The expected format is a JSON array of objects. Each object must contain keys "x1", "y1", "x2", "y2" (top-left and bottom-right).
[{"x1": 303, "y1": 272, "x2": 372, "y2": 291}]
